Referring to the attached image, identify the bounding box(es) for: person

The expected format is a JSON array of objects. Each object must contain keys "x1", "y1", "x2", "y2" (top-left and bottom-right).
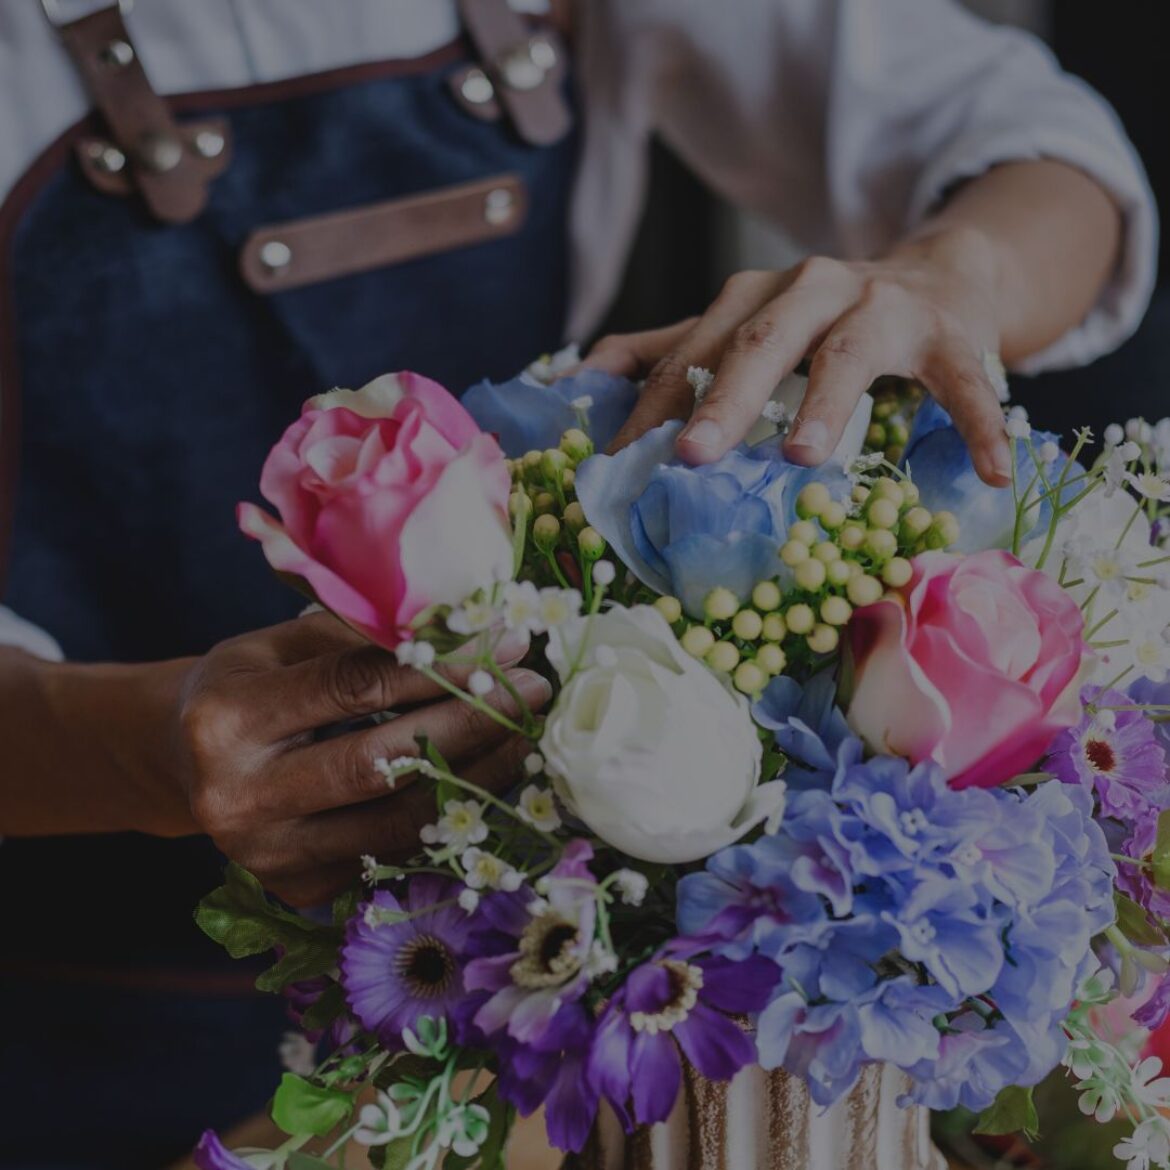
[{"x1": 0, "y1": 0, "x2": 1155, "y2": 1165}]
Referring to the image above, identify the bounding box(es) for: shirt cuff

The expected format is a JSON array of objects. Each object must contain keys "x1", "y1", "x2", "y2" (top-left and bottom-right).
[
  {"x1": 907, "y1": 123, "x2": 1159, "y2": 376},
  {"x1": 0, "y1": 606, "x2": 63, "y2": 662}
]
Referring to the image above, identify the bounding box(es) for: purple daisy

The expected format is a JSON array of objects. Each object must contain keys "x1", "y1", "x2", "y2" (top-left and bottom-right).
[
  {"x1": 192, "y1": 1131, "x2": 255, "y2": 1170},
  {"x1": 1117, "y1": 815, "x2": 1170, "y2": 920},
  {"x1": 589, "y1": 950, "x2": 780, "y2": 1129},
  {"x1": 463, "y1": 840, "x2": 600, "y2": 1047},
  {"x1": 340, "y1": 876, "x2": 473, "y2": 1048},
  {"x1": 1047, "y1": 686, "x2": 1169, "y2": 820}
]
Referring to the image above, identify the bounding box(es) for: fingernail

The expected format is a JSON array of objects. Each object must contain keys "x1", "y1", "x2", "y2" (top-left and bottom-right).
[
  {"x1": 506, "y1": 668, "x2": 553, "y2": 707},
  {"x1": 679, "y1": 418, "x2": 724, "y2": 450},
  {"x1": 989, "y1": 445, "x2": 1013, "y2": 484},
  {"x1": 493, "y1": 629, "x2": 531, "y2": 663},
  {"x1": 787, "y1": 419, "x2": 830, "y2": 459}
]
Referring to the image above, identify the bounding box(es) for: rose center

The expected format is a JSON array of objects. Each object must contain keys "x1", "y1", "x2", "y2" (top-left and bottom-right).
[
  {"x1": 1084, "y1": 737, "x2": 1118, "y2": 774},
  {"x1": 511, "y1": 916, "x2": 582, "y2": 989},
  {"x1": 629, "y1": 960, "x2": 705, "y2": 1036},
  {"x1": 396, "y1": 934, "x2": 457, "y2": 999}
]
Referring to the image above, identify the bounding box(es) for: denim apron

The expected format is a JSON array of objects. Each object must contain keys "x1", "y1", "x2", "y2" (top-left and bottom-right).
[{"x1": 0, "y1": 6, "x2": 577, "y2": 1165}]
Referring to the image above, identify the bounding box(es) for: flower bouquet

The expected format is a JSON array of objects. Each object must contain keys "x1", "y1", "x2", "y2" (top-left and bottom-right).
[{"x1": 195, "y1": 355, "x2": 1170, "y2": 1170}]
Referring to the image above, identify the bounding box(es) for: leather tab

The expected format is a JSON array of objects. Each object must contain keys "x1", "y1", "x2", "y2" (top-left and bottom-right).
[
  {"x1": 57, "y1": 5, "x2": 228, "y2": 224},
  {"x1": 459, "y1": 0, "x2": 572, "y2": 146},
  {"x1": 239, "y1": 173, "x2": 529, "y2": 294}
]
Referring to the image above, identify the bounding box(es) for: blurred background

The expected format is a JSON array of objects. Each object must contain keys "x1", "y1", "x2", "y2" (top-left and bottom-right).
[{"x1": 601, "y1": 0, "x2": 1169, "y2": 443}]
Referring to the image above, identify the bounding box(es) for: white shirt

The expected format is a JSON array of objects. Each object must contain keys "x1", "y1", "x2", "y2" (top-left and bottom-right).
[{"x1": 0, "y1": 0, "x2": 1157, "y2": 657}]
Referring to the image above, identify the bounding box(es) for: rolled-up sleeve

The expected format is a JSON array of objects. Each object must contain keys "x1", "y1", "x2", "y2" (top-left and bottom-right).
[{"x1": 638, "y1": 0, "x2": 1157, "y2": 374}]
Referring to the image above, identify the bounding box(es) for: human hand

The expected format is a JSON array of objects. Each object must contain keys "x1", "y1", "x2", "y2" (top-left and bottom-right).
[
  {"x1": 586, "y1": 230, "x2": 1011, "y2": 486},
  {"x1": 176, "y1": 611, "x2": 550, "y2": 906}
]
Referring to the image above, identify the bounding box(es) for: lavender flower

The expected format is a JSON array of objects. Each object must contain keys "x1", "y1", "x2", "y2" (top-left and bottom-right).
[
  {"x1": 589, "y1": 951, "x2": 780, "y2": 1128},
  {"x1": 193, "y1": 1132, "x2": 274, "y2": 1170},
  {"x1": 1048, "y1": 686, "x2": 1169, "y2": 820},
  {"x1": 340, "y1": 877, "x2": 473, "y2": 1048}
]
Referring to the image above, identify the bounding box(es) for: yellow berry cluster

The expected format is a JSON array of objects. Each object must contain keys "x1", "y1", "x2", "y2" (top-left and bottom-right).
[
  {"x1": 662, "y1": 477, "x2": 959, "y2": 695},
  {"x1": 863, "y1": 380, "x2": 923, "y2": 465},
  {"x1": 507, "y1": 430, "x2": 608, "y2": 592}
]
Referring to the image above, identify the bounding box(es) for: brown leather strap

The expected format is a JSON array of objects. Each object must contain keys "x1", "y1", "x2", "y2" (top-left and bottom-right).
[
  {"x1": 56, "y1": 4, "x2": 228, "y2": 224},
  {"x1": 239, "y1": 173, "x2": 529, "y2": 294},
  {"x1": 459, "y1": 0, "x2": 572, "y2": 146}
]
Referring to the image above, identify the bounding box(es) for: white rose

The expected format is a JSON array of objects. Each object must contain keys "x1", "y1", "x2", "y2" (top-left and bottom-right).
[{"x1": 539, "y1": 605, "x2": 785, "y2": 863}]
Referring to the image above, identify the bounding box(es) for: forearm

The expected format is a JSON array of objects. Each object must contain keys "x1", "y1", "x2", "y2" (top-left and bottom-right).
[
  {"x1": 895, "y1": 159, "x2": 1123, "y2": 366},
  {"x1": 0, "y1": 647, "x2": 197, "y2": 837}
]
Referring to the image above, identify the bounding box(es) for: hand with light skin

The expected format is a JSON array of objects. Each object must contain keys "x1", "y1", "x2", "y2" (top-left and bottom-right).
[
  {"x1": 584, "y1": 160, "x2": 1124, "y2": 486},
  {"x1": 0, "y1": 611, "x2": 550, "y2": 907}
]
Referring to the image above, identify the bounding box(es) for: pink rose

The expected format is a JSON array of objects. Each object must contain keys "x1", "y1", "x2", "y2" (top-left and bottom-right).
[
  {"x1": 843, "y1": 550, "x2": 1086, "y2": 789},
  {"x1": 238, "y1": 372, "x2": 513, "y2": 650}
]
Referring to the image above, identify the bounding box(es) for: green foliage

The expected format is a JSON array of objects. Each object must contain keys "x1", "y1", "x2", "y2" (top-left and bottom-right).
[
  {"x1": 445, "y1": 1080, "x2": 514, "y2": 1170},
  {"x1": 1153, "y1": 810, "x2": 1170, "y2": 892},
  {"x1": 270, "y1": 1073, "x2": 353, "y2": 1137},
  {"x1": 974, "y1": 1085, "x2": 1040, "y2": 1141},
  {"x1": 300, "y1": 980, "x2": 347, "y2": 1034},
  {"x1": 288, "y1": 1155, "x2": 334, "y2": 1170},
  {"x1": 195, "y1": 863, "x2": 341, "y2": 993},
  {"x1": 1115, "y1": 891, "x2": 1166, "y2": 948}
]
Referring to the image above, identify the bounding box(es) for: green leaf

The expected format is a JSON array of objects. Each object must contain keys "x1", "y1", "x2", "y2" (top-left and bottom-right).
[
  {"x1": 974, "y1": 1085, "x2": 1040, "y2": 1141},
  {"x1": 419, "y1": 734, "x2": 458, "y2": 811},
  {"x1": 288, "y1": 1154, "x2": 335, "y2": 1170},
  {"x1": 368, "y1": 1137, "x2": 417, "y2": 1170},
  {"x1": 195, "y1": 863, "x2": 341, "y2": 994},
  {"x1": 1116, "y1": 892, "x2": 1167, "y2": 948},
  {"x1": 271, "y1": 1073, "x2": 353, "y2": 1138},
  {"x1": 332, "y1": 884, "x2": 362, "y2": 928},
  {"x1": 300, "y1": 980, "x2": 347, "y2": 1033},
  {"x1": 1153, "y1": 810, "x2": 1170, "y2": 891}
]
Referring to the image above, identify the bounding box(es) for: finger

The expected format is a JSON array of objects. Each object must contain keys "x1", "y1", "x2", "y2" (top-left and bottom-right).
[
  {"x1": 252, "y1": 627, "x2": 531, "y2": 740},
  {"x1": 783, "y1": 302, "x2": 907, "y2": 467},
  {"x1": 676, "y1": 279, "x2": 858, "y2": 465},
  {"x1": 219, "y1": 609, "x2": 369, "y2": 670},
  {"x1": 608, "y1": 271, "x2": 784, "y2": 452},
  {"x1": 259, "y1": 735, "x2": 534, "y2": 905},
  {"x1": 579, "y1": 318, "x2": 699, "y2": 378},
  {"x1": 921, "y1": 343, "x2": 1012, "y2": 486},
  {"x1": 262, "y1": 668, "x2": 552, "y2": 817}
]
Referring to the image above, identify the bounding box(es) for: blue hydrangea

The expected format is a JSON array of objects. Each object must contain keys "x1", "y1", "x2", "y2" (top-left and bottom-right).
[{"x1": 676, "y1": 722, "x2": 1117, "y2": 1112}]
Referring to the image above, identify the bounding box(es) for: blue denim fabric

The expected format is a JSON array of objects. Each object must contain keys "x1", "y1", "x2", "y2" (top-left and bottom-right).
[{"x1": 0, "y1": 53, "x2": 577, "y2": 1169}]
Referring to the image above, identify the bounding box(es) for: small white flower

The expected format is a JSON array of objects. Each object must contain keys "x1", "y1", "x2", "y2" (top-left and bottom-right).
[
  {"x1": 523, "y1": 752, "x2": 545, "y2": 776},
  {"x1": 458, "y1": 887, "x2": 480, "y2": 913},
  {"x1": 539, "y1": 586, "x2": 582, "y2": 628},
  {"x1": 468, "y1": 669, "x2": 494, "y2": 697},
  {"x1": 447, "y1": 599, "x2": 497, "y2": 636},
  {"x1": 1126, "y1": 470, "x2": 1170, "y2": 503},
  {"x1": 1005, "y1": 415, "x2": 1032, "y2": 440},
  {"x1": 592, "y1": 560, "x2": 617, "y2": 586},
  {"x1": 583, "y1": 939, "x2": 620, "y2": 978},
  {"x1": 761, "y1": 400, "x2": 791, "y2": 427},
  {"x1": 375, "y1": 756, "x2": 437, "y2": 787},
  {"x1": 612, "y1": 868, "x2": 649, "y2": 906},
  {"x1": 1038, "y1": 440, "x2": 1061, "y2": 465},
  {"x1": 1007, "y1": 404, "x2": 1029, "y2": 423},
  {"x1": 1133, "y1": 1056, "x2": 1170, "y2": 1109},
  {"x1": 526, "y1": 895, "x2": 551, "y2": 916},
  {"x1": 687, "y1": 366, "x2": 715, "y2": 401},
  {"x1": 517, "y1": 784, "x2": 562, "y2": 832},
  {"x1": 523, "y1": 343, "x2": 581, "y2": 385},
  {"x1": 354, "y1": 1089, "x2": 405, "y2": 1147},
  {"x1": 361, "y1": 854, "x2": 379, "y2": 885},
  {"x1": 571, "y1": 394, "x2": 595, "y2": 412},
  {"x1": 461, "y1": 846, "x2": 524, "y2": 892},
  {"x1": 1105, "y1": 422, "x2": 1126, "y2": 448},
  {"x1": 278, "y1": 1032, "x2": 317, "y2": 1077},
  {"x1": 1115, "y1": 1118, "x2": 1170, "y2": 1170},
  {"x1": 502, "y1": 580, "x2": 546, "y2": 634},
  {"x1": 422, "y1": 799, "x2": 488, "y2": 850},
  {"x1": 1127, "y1": 417, "x2": 1154, "y2": 445},
  {"x1": 395, "y1": 640, "x2": 437, "y2": 668}
]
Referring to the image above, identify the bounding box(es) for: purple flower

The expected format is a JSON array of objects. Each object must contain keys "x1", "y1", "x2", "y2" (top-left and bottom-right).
[
  {"x1": 1136, "y1": 976, "x2": 1170, "y2": 1031},
  {"x1": 192, "y1": 1131, "x2": 256, "y2": 1170},
  {"x1": 1047, "y1": 686, "x2": 1169, "y2": 820},
  {"x1": 284, "y1": 975, "x2": 358, "y2": 1054},
  {"x1": 1132, "y1": 676, "x2": 1170, "y2": 757},
  {"x1": 1118, "y1": 815, "x2": 1170, "y2": 920},
  {"x1": 340, "y1": 877, "x2": 473, "y2": 1049},
  {"x1": 590, "y1": 951, "x2": 780, "y2": 1128},
  {"x1": 463, "y1": 840, "x2": 600, "y2": 1047}
]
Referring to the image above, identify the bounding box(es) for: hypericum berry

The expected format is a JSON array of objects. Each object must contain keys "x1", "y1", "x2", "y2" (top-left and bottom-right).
[
  {"x1": 927, "y1": 511, "x2": 960, "y2": 549},
  {"x1": 789, "y1": 520, "x2": 819, "y2": 547},
  {"x1": 706, "y1": 641, "x2": 741, "y2": 673},
  {"x1": 820, "y1": 596, "x2": 853, "y2": 627},
  {"x1": 533, "y1": 514, "x2": 561, "y2": 546},
  {"x1": 820, "y1": 501, "x2": 848, "y2": 530},
  {"x1": 654, "y1": 595, "x2": 683, "y2": 624},
  {"x1": 751, "y1": 580, "x2": 782, "y2": 612},
  {"x1": 794, "y1": 558, "x2": 827, "y2": 591},
  {"x1": 866, "y1": 422, "x2": 887, "y2": 448},
  {"x1": 865, "y1": 528, "x2": 898, "y2": 560},
  {"x1": 761, "y1": 612, "x2": 788, "y2": 642},
  {"x1": 559, "y1": 428, "x2": 593, "y2": 461},
  {"x1": 839, "y1": 523, "x2": 866, "y2": 551},
  {"x1": 732, "y1": 609, "x2": 764, "y2": 641},
  {"x1": 871, "y1": 477, "x2": 905, "y2": 504},
  {"x1": 784, "y1": 603, "x2": 816, "y2": 636},
  {"x1": 866, "y1": 497, "x2": 900, "y2": 530},
  {"x1": 796, "y1": 482, "x2": 833, "y2": 519},
  {"x1": 900, "y1": 480, "x2": 921, "y2": 505},
  {"x1": 733, "y1": 661, "x2": 767, "y2": 695},
  {"x1": 578, "y1": 527, "x2": 606, "y2": 558},
  {"x1": 846, "y1": 573, "x2": 884, "y2": 608},
  {"x1": 813, "y1": 540, "x2": 841, "y2": 564},
  {"x1": 881, "y1": 557, "x2": 914, "y2": 588},
  {"x1": 704, "y1": 587, "x2": 739, "y2": 622},
  {"x1": 755, "y1": 643, "x2": 787, "y2": 674},
  {"x1": 900, "y1": 506, "x2": 933, "y2": 540},
  {"x1": 807, "y1": 623, "x2": 840, "y2": 655},
  {"x1": 541, "y1": 448, "x2": 570, "y2": 479},
  {"x1": 680, "y1": 625, "x2": 715, "y2": 657},
  {"x1": 826, "y1": 559, "x2": 852, "y2": 588},
  {"x1": 780, "y1": 540, "x2": 811, "y2": 567}
]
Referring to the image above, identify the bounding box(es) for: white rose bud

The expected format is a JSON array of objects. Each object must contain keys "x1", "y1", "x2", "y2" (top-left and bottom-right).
[{"x1": 539, "y1": 605, "x2": 786, "y2": 863}]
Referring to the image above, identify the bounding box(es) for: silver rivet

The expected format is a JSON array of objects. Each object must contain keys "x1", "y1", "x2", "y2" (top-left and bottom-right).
[
  {"x1": 193, "y1": 129, "x2": 226, "y2": 160},
  {"x1": 529, "y1": 37, "x2": 557, "y2": 72},
  {"x1": 460, "y1": 68, "x2": 496, "y2": 106},
  {"x1": 500, "y1": 47, "x2": 544, "y2": 92},
  {"x1": 85, "y1": 140, "x2": 127, "y2": 174},
  {"x1": 484, "y1": 188, "x2": 515, "y2": 226},
  {"x1": 259, "y1": 240, "x2": 293, "y2": 272},
  {"x1": 100, "y1": 38, "x2": 135, "y2": 68},
  {"x1": 135, "y1": 131, "x2": 184, "y2": 174}
]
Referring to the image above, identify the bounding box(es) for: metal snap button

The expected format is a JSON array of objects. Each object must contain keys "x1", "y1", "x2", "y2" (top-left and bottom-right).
[
  {"x1": 193, "y1": 129, "x2": 226, "y2": 160},
  {"x1": 99, "y1": 38, "x2": 135, "y2": 68},
  {"x1": 460, "y1": 68, "x2": 496, "y2": 106},
  {"x1": 500, "y1": 46, "x2": 544, "y2": 92},
  {"x1": 135, "y1": 131, "x2": 184, "y2": 174},
  {"x1": 259, "y1": 240, "x2": 293, "y2": 273},
  {"x1": 84, "y1": 140, "x2": 127, "y2": 175},
  {"x1": 529, "y1": 37, "x2": 558, "y2": 72},
  {"x1": 484, "y1": 188, "x2": 516, "y2": 226}
]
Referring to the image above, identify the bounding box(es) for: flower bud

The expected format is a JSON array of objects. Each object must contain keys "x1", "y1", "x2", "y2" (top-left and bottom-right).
[
  {"x1": 509, "y1": 491, "x2": 533, "y2": 520},
  {"x1": 541, "y1": 448, "x2": 570, "y2": 480},
  {"x1": 704, "y1": 587, "x2": 739, "y2": 622},
  {"x1": 839, "y1": 523, "x2": 866, "y2": 551},
  {"x1": 866, "y1": 422, "x2": 888, "y2": 448},
  {"x1": 900, "y1": 481, "x2": 921, "y2": 506},
  {"x1": 826, "y1": 559, "x2": 853, "y2": 588},
  {"x1": 796, "y1": 482, "x2": 833, "y2": 519},
  {"x1": 794, "y1": 558, "x2": 827, "y2": 591},
  {"x1": 866, "y1": 497, "x2": 900, "y2": 530},
  {"x1": 563, "y1": 501, "x2": 587, "y2": 531},
  {"x1": 872, "y1": 477, "x2": 905, "y2": 504},
  {"x1": 680, "y1": 625, "x2": 716, "y2": 657},
  {"x1": 789, "y1": 520, "x2": 819, "y2": 547},
  {"x1": 865, "y1": 528, "x2": 898, "y2": 561},
  {"x1": 762, "y1": 612, "x2": 788, "y2": 642},
  {"x1": 900, "y1": 506, "x2": 933, "y2": 540},
  {"x1": 784, "y1": 603, "x2": 815, "y2": 636},
  {"x1": 780, "y1": 540, "x2": 811, "y2": 567},
  {"x1": 733, "y1": 661, "x2": 767, "y2": 695},
  {"x1": 927, "y1": 511, "x2": 960, "y2": 549},
  {"x1": 578, "y1": 527, "x2": 606, "y2": 559},
  {"x1": 732, "y1": 609, "x2": 764, "y2": 641},
  {"x1": 533, "y1": 514, "x2": 561, "y2": 548},
  {"x1": 813, "y1": 540, "x2": 841, "y2": 564},
  {"x1": 807, "y1": 623, "x2": 840, "y2": 655},
  {"x1": 654, "y1": 595, "x2": 683, "y2": 624},
  {"x1": 752, "y1": 580, "x2": 782, "y2": 612},
  {"x1": 846, "y1": 573, "x2": 884, "y2": 607},
  {"x1": 561, "y1": 468, "x2": 576, "y2": 491},
  {"x1": 851, "y1": 484, "x2": 871, "y2": 506},
  {"x1": 821, "y1": 596, "x2": 852, "y2": 627},
  {"x1": 559, "y1": 428, "x2": 593, "y2": 462},
  {"x1": 534, "y1": 491, "x2": 557, "y2": 515},
  {"x1": 882, "y1": 557, "x2": 914, "y2": 588},
  {"x1": 706, "y1": 640, "x2": 741, "y2": 673},
  {"x1": 756, "y1": 643, "x2": 787, "y2": 674},
  {"x1": 820, "y1": 501, "x2": 848, "y2": 530},
  {"x1": 522, "y1": 450, "x2": 544, "y2": 474}
]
